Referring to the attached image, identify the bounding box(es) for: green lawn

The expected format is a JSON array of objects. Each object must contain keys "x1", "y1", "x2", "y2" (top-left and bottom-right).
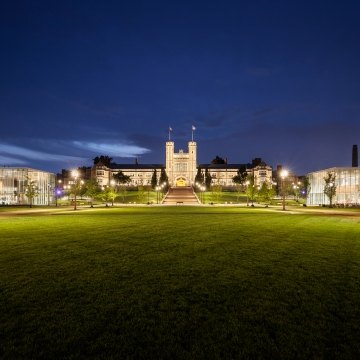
[{"x1": 1, "y1": 207, "x2": 360, "y2": 359}]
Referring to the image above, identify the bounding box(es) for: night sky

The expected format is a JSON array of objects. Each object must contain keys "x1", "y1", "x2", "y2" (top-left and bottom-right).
[{"x1": 1, "y1": 0, "x2": 360, "y2": 175}]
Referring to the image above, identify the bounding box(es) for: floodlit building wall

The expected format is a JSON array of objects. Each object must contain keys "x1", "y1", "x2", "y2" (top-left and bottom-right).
[
  {"x1": 209, "y1": 168, "x2": 239, "y2": 186},
  {"x1": 307, "y1": 167, "x2": 360, "y2": 206},
  {"x1": 93, "y1": 164, "x2": 164, "y2": 187},
  {"x1": 166, "y1": 141, "x2": 197, "y2": 186},
  {"x1": 92, "y1": 140, "x2": 273, "y2": 188},
  {"x1": 208, "y1": 165, "x2": 272, "y2": 187},
  {"x1": 110, "y1": 168, "x2": 158, "y2": 186},
  {"x1": 0, "y1": 167, "x2": 56, "y2": 205},
  {"x1": 248, "y1": 165, "x2": 273, "y2": 188}
]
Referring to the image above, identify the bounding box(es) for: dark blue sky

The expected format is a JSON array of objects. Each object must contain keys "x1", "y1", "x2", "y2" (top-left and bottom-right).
[{"x1": 1, "y1": 0, "x2": 360, "y2": 175}]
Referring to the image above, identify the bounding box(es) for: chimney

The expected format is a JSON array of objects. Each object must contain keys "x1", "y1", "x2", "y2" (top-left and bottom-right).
[{"x1": 352, "y1": 145, "x2": 358, "y2": 167}]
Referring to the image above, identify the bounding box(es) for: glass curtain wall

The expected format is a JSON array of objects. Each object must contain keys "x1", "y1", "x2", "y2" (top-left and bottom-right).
[
  {"x1": 0, "y1": 168, "x2": 56, "y2": 205},
  {"x1": 307, "y1": 167, "x2": 360, "y2": 206}
]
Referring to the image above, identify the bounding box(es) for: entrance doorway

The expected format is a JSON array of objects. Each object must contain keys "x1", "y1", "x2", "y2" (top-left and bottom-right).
[{"x1": 176, "y1": 177, "x2": 187, "y2": 187}]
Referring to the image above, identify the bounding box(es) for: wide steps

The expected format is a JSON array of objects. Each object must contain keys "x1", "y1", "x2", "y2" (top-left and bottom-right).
[{"x1": 162, "y1": 187, "x2": 199, "y2": 204}]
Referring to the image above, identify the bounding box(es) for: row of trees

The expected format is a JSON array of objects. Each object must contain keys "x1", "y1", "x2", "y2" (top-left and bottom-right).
[
  {"x1": 150, "y1": 169, "x2": 169, "y2": 190},
  {"x1": 194, "y1": 165, "x2": 277, "y2": 204},
  {"x1": 68, "y1": 169, "x2": 170, "y2": 207}
]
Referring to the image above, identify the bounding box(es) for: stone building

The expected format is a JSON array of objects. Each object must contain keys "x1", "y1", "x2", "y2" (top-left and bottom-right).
[
  {"x1": 92, "y1": 139, "x2": 273, "y2": 188},
  {"x1": 93, "y1": 162, "x2": 164, "y2": 187},
  {"x1": 166, "y1": 140, "x2": 197, "y2": 186}
]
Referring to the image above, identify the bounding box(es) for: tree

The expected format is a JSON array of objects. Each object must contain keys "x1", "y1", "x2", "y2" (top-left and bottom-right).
[
  {"x1": 69, "y1": 178, "x2": 84, "y2": 210},
  {"x1": 211, "y1": 155, "x2": 226, "y2": 164},
  {"x1": 303, "y1": 176, "x2": 311, "y2": 199},
  {"x1": 233, "y1": 167, "x2": 248, "y2": 201},
  {"x1": 24, "y1": 176, "x2": 39, "y2": 208},
  {"x1": 100, "y1": 186, "x2": 117, "y2": 206},
  {"x1": 246, "y1": 175, "x2": 258, "y2": 205},
  {"x1": 292, "y1": 182, "x2": 301, "y2": 201},
  {"x1": 324, "y1": 172, "x2": 337, "y2": 207},
  {"x1": 233, "y1": 167, "x2": 247, "y2": 187},
  {"x1": 194, "y1": 166, "x2": 204, "y2": 185},
  {"x1": 151, "y1": 169, "x2": 158, "y2": 189},
  {"x1": 258, "y1": 181, "x2": 275, "y2": 205},
  {"x1": 204, "y1": 168, "x2": 212, "y2": 189},
  {"x1": 93, "y1": 155, "x2": 113, "y2": 167},
  {"x1": 159, "y1": 168, "x2": 169, "y2": 185},
  {"x1": 113, "y1": 170, "x2": 131, "y2": 185},
  {"x1": 113, "y1": 171, "x2": 131, "y2": 203},
  {"x1": 84, "y1": 179, "x2": 101, "y2": 207}
]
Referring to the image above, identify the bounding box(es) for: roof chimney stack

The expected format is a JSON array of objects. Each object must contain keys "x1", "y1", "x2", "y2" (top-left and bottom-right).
[{"x1": 352, "y1": 145, "x2": 358, "y2": 167}]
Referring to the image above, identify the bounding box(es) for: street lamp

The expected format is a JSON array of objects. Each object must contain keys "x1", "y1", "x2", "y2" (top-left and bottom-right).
[
  {"x1": 56, "y1": 180, "x2": 62, "y2": 207},
  {"x1": 293, "y1": 184, "x2": 298, "y2": 201},
  {"x1": 55, "y1": 189, "x2": 62, "y2": 207},
  {"x1": 160, "y1": 182, "x2": 167, "y2": 201},
  {"x1": 47, "y1": 183, "x2": 51, "y2": 206},
  {"x1": 156, "y1": 185, "x2": 160, "y2": 204},
  {"x1": 71, "y1": 170, "x2": 79, "y2": 210},
  {"x1": 201, "y1": 185, "x2": 206, "y2": 204},
  {"x1": 110, "y1": 179, "x2": 116, "y2": 206},
  {"x1": 280, "y1": 169, "x2": 288, "y2": 211},
  {"x1": 245, "y1": 180, "x2": 250, "y2": 206}
]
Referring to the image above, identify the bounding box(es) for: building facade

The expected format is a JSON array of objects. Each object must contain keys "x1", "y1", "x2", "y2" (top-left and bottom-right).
[
  {"x1": 93, "y1": 163, "x2": 164, "y2": 187},
  {"x1": 92, "y1": 140, "x2": 273, "y2": 188},
  {"x1": 199, "y1": 162, "x2": 272, "y2": 188},
  {"x1": 0, "y1": 167, "x2": 56, "y2": 205},
  {"x1": 166, "y1": 141, "x2": 197, "y2": 186},
  {"x1": 307, "y1": 167, "x2": 360, "y2": 206}
]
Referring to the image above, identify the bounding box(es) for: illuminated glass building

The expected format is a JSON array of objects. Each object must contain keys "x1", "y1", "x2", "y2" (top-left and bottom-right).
[
  {"x1": 307, "y1": 167, "x2": 360, "y2": 206},
  {"x1": 0, "y1": 167, "x2": 56, "y2": 205}
]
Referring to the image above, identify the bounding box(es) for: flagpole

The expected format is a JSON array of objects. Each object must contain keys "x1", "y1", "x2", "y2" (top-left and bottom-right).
[{"x1": 191, "y1": 125, "x2": 195, "y2": 141}]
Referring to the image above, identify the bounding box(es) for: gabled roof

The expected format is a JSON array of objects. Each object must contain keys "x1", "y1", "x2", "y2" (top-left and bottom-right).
[
  {"x1": 109, "y1": 163, "x2": 164, "y2": 170},
  {"x1": 199, "y1": 163, "x2": 248, "y2": 169}
]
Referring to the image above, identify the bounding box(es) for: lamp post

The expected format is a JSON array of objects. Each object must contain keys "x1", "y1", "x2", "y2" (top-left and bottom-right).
[
  {"x1": 71, "y1": 170, "x2": 79, "y2": 210},
  {"x1": 55, "y1": 189, "x2": 62, "y2": 207},
  {"x1": 110, "y1": 179, "x2": 116, "y2": 206},
  {"x1": 156, "y1": 185, "x2": 160, "y2": 204},
  {"x1": 56, "y1": 180, "x2": 62, "y2": 207},
  {"x1": 280, "y1": 169, "x2": 288, "y2": 211},
  {"x1": 245, "y1": 180, "x2": 250, "y2": 206},
  {"x1": 293, "y1": 184, "x2": 298, "y2": 201},
  {"x1": 47, "y1": 183, "x2": 51, "y2": 206},
  {"x1": 201, "y1": 185, "x2": 206, "y2": 204},
  {"x1": 160, "y1": 182, "x2": 166, "y2": 202}
]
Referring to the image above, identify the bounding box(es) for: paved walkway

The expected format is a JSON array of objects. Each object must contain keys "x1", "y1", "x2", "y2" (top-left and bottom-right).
[{"x1": 162, "y1": 187, "x2": 200, "y2": 205}]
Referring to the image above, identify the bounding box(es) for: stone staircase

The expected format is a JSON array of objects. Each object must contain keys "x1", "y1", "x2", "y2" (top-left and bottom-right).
[{"x1": 162, "y1": 187, "x2": 200, "y2": 205}]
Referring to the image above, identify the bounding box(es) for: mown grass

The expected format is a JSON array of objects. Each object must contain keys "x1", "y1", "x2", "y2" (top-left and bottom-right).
[{"x1": 1, "y1": 207, "x2": 360, "y2": 359}]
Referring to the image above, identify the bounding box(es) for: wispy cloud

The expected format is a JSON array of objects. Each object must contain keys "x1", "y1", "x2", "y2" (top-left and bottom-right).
[
  {"x1": 73, "y1": 141, "x2": 151, "y2": 157},
  {"x1": 0, "y1": 155, "x2": 26, "y2": 165},
  {"x1": 0, "y1": 144, "x2": 84, "y2": 162}
]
